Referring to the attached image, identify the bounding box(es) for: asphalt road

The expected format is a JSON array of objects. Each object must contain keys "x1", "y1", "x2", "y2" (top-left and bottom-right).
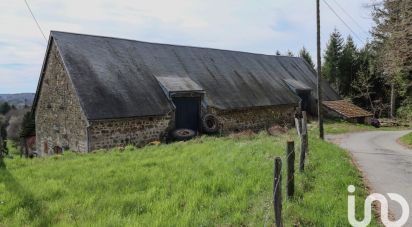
[{"x1": 327, "y1": 130, "x2": 412, "y2": 225}]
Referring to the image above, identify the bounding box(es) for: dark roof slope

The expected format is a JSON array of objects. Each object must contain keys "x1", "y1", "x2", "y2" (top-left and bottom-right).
[{"x1": 49, "y1": 31, "x2": 339, "y2": 120}]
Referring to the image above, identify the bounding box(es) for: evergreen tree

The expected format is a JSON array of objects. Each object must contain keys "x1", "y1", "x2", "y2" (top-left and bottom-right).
[
  {"x1": 339, "y1": 36, "x2": 358, "y2": 97},
  {"x1": 322, "y1": 29, "x2": 344, "y2": 94},
  {"x1": 299, "y1": 47, "x2": 315, "y2": 68},
  {"x1": 20, "y1": 112, "x2": 35, "y2": 138},
  {"x1": 275, "y1": 50, "x2": 281, "y2": 56},
  {"x1": 0, "y1": 102, "x2": 11, "y2": 115}
]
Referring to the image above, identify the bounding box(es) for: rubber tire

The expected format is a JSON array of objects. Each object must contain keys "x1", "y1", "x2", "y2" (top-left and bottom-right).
[
  {"x1": 202, "y1": 114, "x2": 219, "y2": 134},
  {"x1": 172, "y1": 128, "x2": 196, "y2": 141}
]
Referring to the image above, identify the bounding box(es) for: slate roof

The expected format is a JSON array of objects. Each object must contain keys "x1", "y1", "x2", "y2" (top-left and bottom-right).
[
  {"x1": 284, "y1": 79, "x2": 312, "y2": 91},
  {"x1": 323, "y1": 100, "x2": 373, "y2": 118},
  {"x1": 35, "y1": 31, "x2": 340, "y2": 120},
  {"x1": 156, "y1": 77, "x2": 204, "y2": 96}
]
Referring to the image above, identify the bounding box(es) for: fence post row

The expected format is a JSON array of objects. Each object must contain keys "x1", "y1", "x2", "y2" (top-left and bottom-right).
[
  {"x1": 273, "y1": 157, "x2": 283, "y2": 227},
  {"x1": 286, "y1": 141, "x2": 295, "y2": 198},
  {"x1": 274, "y1": 112, "x2": 308, "y2": 225}
]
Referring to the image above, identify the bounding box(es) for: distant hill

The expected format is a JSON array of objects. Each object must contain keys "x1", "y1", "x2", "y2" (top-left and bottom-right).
[{"x1": 0, "y1": 93, "x2": 35, "y2": 107}]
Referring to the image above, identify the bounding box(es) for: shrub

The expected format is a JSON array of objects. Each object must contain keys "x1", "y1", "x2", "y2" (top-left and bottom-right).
[{"x1": 397, "y1": 105, "x2": 412, "y2": 121}]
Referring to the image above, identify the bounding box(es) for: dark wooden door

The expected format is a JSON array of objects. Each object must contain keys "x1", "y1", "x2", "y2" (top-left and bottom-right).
[
  {"x1": 173, "y1": 97, "x2": 200, "y2": 132},
  {"x1": 297, "y1": 91, "x2": 310, "y2": 112}
]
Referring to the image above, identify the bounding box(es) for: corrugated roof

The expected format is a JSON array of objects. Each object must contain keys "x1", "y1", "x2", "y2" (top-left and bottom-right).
[
  {"x1": 323, "y1": 100, "x2": 373, "y2": 118},
  {"x1": 46, "y1": 31, "x2": 339, "y2": 120}
]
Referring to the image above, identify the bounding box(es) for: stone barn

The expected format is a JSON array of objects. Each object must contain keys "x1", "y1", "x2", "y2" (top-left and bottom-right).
[{"x1": 33, "y1": 31, "x2": 340, "y2": 155}]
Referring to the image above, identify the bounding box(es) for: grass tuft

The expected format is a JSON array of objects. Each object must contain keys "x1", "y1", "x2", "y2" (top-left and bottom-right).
[{"x1": 400, "y1": 132, "x2": 412, "y2": 147}]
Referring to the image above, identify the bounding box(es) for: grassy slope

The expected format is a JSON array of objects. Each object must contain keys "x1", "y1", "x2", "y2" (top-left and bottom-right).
[
  {"x1": 400, "y1": 132, "x2": 412, "y2": 147},
  {"x1": 0, "y1": 130, "x2": 378, "y2": 226}
]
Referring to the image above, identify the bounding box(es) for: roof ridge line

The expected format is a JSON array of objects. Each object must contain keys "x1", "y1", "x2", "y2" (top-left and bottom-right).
[{"x1": 50, "y1": 30, "x2": 303, "y2": 59}]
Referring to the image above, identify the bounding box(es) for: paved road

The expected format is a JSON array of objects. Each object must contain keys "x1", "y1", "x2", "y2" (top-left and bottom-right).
[{"x1": 327, "y1": 130, "x2": 412, "y2": 224}]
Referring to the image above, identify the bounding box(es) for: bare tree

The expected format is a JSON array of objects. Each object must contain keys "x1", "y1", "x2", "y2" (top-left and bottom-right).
[
  {"x1": 352, "y1": 70, "x2": 376, "y2": 114},
  {"x1": 371, "y1": 0, "x2": 412, "y2": 118},
  {"x1": 5, "y1": 108, "x2": 29, "y2": 142}
]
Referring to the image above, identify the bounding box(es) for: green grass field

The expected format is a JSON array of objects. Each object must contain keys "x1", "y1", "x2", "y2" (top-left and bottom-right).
[
  {"x1": 322, "y1": 119, "x2": 407, "y2": 134},
  {"x1": 400, "y1": 132, "x2": 412, "y2": 147},
  {"x1": 0, "y1": 129, "x2": 378, "y2": 226},
  {"x1": 6, "y1": 141, "x2": 20, "y2": 156},
  {"x1": 322, "y1": 120, "x2": 376, "y2": 134}
]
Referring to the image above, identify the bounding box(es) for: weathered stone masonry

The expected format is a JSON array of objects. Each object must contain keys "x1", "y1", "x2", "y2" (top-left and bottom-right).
[
  {"x1": 88, "y1": 115, "x2": 172, "y2": 150},
  {"x1": 35, "y1": 42, "x2": 89, "y2": 155},
  {"x1": 69, "y1": 104, "x2": 294, "y2": 151},
  {"x1": 210, "y1": 105, "x2": 296, "y2": 133}
]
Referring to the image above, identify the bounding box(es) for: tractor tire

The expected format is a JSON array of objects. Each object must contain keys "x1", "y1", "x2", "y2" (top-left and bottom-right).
[
  {"x1": 172, "y1": 129, "x2": 196, "y2": 141},
  {"x1": 201, "y1": 114, "x2": 219, "y2": 134}
]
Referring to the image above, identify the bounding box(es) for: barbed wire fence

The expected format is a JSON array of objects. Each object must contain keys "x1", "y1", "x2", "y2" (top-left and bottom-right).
[{"x1": 272, "y1": 111, "x2": 309, "y2": 227}]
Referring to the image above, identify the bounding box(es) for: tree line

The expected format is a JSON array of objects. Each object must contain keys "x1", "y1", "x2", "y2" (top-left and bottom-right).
[
  {"x1": 0, "y1": 102, "x2": 35, "y2": 156},
  {"x1": 284, "y1": 0, "x2": 411, "y2": 119},
  {"x1": 370, "y1": 0, "x2": 411, "y2": 119}
]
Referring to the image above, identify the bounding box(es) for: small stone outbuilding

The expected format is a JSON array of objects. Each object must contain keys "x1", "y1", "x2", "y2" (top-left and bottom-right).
[
  {"x1": 323, "y1": 100, "x2": 373, "y2": 123},
  {"x1": 33, "y1": 31, "x2": 340, "y2": 155}
]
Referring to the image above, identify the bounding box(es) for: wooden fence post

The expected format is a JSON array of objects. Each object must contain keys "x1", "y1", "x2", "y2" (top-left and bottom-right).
[
  {"x1": 286, "y1": 141, "x2": 295, "y2": 197},
  {"x1": 299, "y1": 137, "x2": 306, "y2": 172},
  {"x1": 302, "y1": 111, "x2": 309, "y2": 154},
  {"x1": 273, "y1": 157, "x2": 283, "y2": 227},
  {"x1": 286, "y1": 141, "x2": 295, "y2": 198},
  {"x1": 295, "y1": 117, "x2": 301, "y2": 137},
  {"x1": 299, "y1": 111, "x2": 308, "y2": 172}
]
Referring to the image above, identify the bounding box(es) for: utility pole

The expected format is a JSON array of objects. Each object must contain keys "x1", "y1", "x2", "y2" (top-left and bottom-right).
[{"x1": 317, "y1": 0, "x2": 324, "y2": 140}]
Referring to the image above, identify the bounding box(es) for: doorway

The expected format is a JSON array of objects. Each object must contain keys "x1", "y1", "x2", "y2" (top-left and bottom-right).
[
  {"x1": 297, "y1": 90, "x2": 311, "y2": 112},
  {"x1": 173, "y1": 97, "x2": 200, "y2": 132}
]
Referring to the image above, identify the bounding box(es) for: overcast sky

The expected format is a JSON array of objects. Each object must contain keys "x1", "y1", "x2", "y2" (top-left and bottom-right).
[{"x1": 0, "y1": 0, "x2": 373, "y2": 94}]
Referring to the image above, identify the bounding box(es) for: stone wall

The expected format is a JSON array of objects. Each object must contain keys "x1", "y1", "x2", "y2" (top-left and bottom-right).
[
  {"x1": 35, "y1": 42, "x2": 89, "y2": 155},
  {"x1": 88, "y1": 104, "x2": 294, "y2": 150},
  {"x1": 88, "y1": 115, "x2": 172, "y2": 150},
  {"x1": 209, "y1": 104, "x2": 296, "y2": 134}
]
